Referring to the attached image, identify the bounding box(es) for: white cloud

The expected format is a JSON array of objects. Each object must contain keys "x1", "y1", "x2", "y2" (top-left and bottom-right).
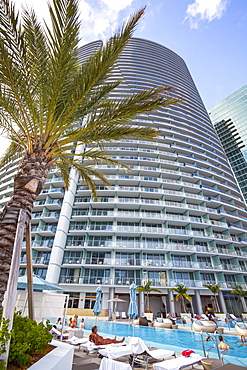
[
  {"x1": 184, "y1": 0, "x2": 229, "y2": 29},
  {"x1": 0, "y1": 0, "x2": 137, "y2": 156},
  {"x1": 13, "y1": 0, "x2": 137, "y2": 45}
]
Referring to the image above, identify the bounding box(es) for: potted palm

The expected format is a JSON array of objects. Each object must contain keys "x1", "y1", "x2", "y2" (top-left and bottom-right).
[
  {"x1": 137, "y1": 280, "x2": 162, "y2": 314},
  {"x1": 203, "y1": 283, "x2": 221, "y2": 311},
  {"x1": 231, "y1": 285, "x2": 247, "y2": 319},
  {"x1": 169, "y1": 284, "x2": 191, "y2": 316}
]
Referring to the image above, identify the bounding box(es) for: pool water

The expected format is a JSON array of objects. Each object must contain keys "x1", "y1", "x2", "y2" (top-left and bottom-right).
[{"x1": 83, "y1": 320, "x2": 247, "y2": 367}]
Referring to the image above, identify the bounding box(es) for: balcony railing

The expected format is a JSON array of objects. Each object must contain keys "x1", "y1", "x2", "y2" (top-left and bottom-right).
[
  {"x1": 32, "y1": 257, "x2": 50, "y2": 264},
  {"x1": 32, "y1": 240, "x2": 54, "y2": 248}
]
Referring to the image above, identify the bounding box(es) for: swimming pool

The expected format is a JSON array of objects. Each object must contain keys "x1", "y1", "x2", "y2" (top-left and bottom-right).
[{"x1": 82, "y1": 320, "x2": 247, "y2": 367}]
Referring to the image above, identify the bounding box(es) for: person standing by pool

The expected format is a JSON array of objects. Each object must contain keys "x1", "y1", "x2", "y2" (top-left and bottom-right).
[
  {"x1": 80, "y1": 318, "x2": 85, "y2": 329},
  {"x1": 89, "y1": 326, "x2": 125, "y2": 345}
]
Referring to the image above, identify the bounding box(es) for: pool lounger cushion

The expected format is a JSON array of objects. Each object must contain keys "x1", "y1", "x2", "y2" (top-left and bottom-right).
[
  {"x1": 153, "y1": 353, "x2": 202, "y2": 370},
  {"x1": 99, "y1": 357, "x2": 131, "y2": 370},
  {"x1": 99, "y1": 344, "x2": 133, "y2": 359},
  {"x1": 80, "y1": 340, "x2": 128, "y2": 354},
  {"x1": 129, "y1": 337, "x2": 174, "y2": 359}
]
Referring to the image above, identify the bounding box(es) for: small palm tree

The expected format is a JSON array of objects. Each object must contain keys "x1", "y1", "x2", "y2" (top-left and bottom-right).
[
  {"x1": 169, "y1": 284, "x2": 191, "y2": 313},
  {"x1": 137, "y1": 279, "x2": 162, "y2": 312},
  {"x1": 0, "y1": 0, "x2": 179, "y2": 307},
  {"x1": 231, "y1": 285, "x2": 247, "y2": 312},
  {"x1": 203, "y1": 283, "x2": 221, "y2": 312}
]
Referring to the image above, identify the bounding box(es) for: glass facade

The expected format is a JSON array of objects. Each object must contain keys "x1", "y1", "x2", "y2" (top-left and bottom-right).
[
  {"x1": 209, "y1": 85, "x2": 247, "y2": 203},
  {"x1": 1, "y1": 39, "x2": 247, "y2": 316}
]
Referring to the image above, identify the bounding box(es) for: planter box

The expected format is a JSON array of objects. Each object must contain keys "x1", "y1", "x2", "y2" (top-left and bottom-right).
[
  {"x1": 241, "y1": 313, "x2": 247, "y2": 321},
  {"x1": 181, "y1": 313, "x2": 191, "y2": 322},
  {"x1": 215, "y1": 313, "x2": 226, "y2": 321},
  {"x1": 28, "y1": 340, "x2": 74, "y2": 370}
]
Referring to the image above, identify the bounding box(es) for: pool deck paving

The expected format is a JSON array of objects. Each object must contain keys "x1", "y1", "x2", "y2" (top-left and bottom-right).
[
  {"x1": 69, "y1": 334, "x2": 204, "y2": 370},
  {"x1": 71, "y1": 347, "x2": 204, "y2": 370}
]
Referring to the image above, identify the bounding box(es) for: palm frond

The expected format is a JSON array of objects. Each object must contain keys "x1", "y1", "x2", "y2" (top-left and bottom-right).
[
  {"x1": 55, "y1": 160, "x2": 71, "y2": 190},
  {"x1": 150, "y1": 288, "x2": 162, "y2": 293},
  {"x1": 0, "y1": 141, "x2": 23, "y2": 167}
]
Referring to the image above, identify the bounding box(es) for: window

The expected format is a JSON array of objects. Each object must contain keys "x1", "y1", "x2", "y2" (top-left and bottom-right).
[
  {"x1": 66, "y1": 236, "x2": 85, "y2": 246},
  {"x1": 84, "y1": 293, "x2": 96, "y2": 309},
  {"x1": 64, "y1": 292, "x2": 80, "y2": 308},
  {"x1": 33, "y1": 268, "x2": 47, "y2": 279},
  {"x1": 200, "y1": 273, "x2": 215, "y2": 283},
  {"x1": 86, "y1": 252, "x2": 111, "y2": 265},
  {"x1": 87, "y1": 236, "x2": 112, "y2": 247},
  {"x1": 84, "y1": 269, "x2": 110, "y2": 284}
]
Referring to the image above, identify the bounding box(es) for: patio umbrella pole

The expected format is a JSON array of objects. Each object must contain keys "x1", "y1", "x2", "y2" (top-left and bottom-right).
[
  {"x1": 1, "y1": 210, "x2": 27, "y2": 364},
  {"x1": 26, "y1": 221, "x2": 34, "y2": 320},
  {"x1": 60, "y1": 294, "x2": 69, "y2": 342}
]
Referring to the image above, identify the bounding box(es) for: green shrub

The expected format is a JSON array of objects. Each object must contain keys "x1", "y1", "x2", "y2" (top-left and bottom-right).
[
  {"x1": 8, "y1": 312, "x2": 52, "y2": 367},
  {"x1": 0, "y1": 315, "x2": 11, "y2": 370}
]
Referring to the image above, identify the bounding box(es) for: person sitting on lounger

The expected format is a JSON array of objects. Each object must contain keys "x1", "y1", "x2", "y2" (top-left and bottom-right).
[
  {"x1": 89, "y1": 326, "x2": 125, "y2": 345},
  {"x1": 218, "y1": 336, "x2": 233, "y2": 350}
]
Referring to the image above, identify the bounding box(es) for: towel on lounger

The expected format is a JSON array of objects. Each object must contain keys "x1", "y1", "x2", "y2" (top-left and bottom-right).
[
  {"x1": 99, "y1": 357, "x2": 131, "y2": 370},
  {"x1": 153, "y1": 354, "x2": 202, "y2": 370}
]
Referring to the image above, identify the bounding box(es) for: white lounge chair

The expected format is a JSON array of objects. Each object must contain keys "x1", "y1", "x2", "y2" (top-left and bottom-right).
[
  {"x1": 99, "y1": 344, "x2": 133, "y2": 359},
  {"x1": 67, "y1": 336, "x2": 88, "y2": 350},
  {"x1": 99, "y1": 357, "x2": 132, "y2": 370},
  {"x1": 82, "y1": 340, "x2": 128, "y2": 355},
  {"x1": 115, "y1": 311, "x2": 120, "y2": 319},
  {"x1": 230, "y1": 313, "x2": 241, "y2": 321},
  {"x1": 50, "y1": 327, "x2": 69, "y2": 339},
  {"x1": 122, "y1": 312, "x2": 127, "y2": 319},
  {"x1": 129, "y1": 337, "x2": 175, "y2": 370},
  {"x1": 235, "y1": 322, "x2": 247, "y2": 337},
  {"x1": 201, "y1": 314, "x2": 209, "y2": 320},
  {"x1": 192, "y1": 320, "x2": 217, "y2": 333},
  {"x1": 153, "y1": 353, "x2": 202, "y2": 370}
]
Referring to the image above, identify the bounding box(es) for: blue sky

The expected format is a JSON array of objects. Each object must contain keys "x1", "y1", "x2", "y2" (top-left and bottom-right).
[
  {"x1": 13, "y1": 0, "x2": 247, "y2": 109},
  {"x1": 132, "y1": 0, "x2": 247, "y2": 109},
  {"x1": 1, "y1": 0, "x2": 245, "y2": 155}
]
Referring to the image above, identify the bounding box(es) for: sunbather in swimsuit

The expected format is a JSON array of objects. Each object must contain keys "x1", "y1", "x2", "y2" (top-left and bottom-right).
[{"x1": 89, "y1": 325, "x2": 125, "y2": 345}]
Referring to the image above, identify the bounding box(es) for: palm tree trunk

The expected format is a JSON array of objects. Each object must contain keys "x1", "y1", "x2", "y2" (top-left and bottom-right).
[
  {"x1": 182, "y1": 297, "x2": 186, "y2": 312},
  {"x1": 214, "y1": 294, "x2": 220, "y2": 312},
  {"x1": 240, "y1": 296, "x2": 247, "y2": 312},
  {"x1": 147, "y1": 292, "x2": 150, "y2": 311},
  {"x1": 0, "y1": 150, "x2": 50, "y2": 309}
]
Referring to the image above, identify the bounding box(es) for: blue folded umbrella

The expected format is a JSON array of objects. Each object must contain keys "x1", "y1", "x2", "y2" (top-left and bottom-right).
[
  {"x1": 128, "y1": 283, "x2": 138, "y2": 319},
  {"x1": 93, "y1": 286, "x2": 102, "y2": 316}
]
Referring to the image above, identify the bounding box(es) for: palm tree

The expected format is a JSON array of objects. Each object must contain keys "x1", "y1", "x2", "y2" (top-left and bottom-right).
[
  {"x1": 0, "y1": 0, "x2": 179, "y2": 308},
  {"x1": 203, "y1": 283, "x2": 221, "y2": 312},
  {"x1": 169, "y1": 284, "x2": 191, "y2": 313},
  {"x1": 137, "y1": 280, "x2": 162, "y2": 312},
  {"x1": 231, "y1": 285, "x2": 247, "y2": 312}
]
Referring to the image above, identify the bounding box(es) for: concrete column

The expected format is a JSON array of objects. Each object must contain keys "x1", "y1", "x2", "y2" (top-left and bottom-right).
[
  {"x1": 195, "y1": 290, "x2": 203, "y2": 315},
  {"x1": 240, "y1": 296, "x2": 247, "y2": 312},
  {"x1": 168, "y1": 290, "x2": 175, "y2": 316},
  {"x1": 46, "y1": 146, "x2": 83, "y2": 284},
  {"x1": 139, "y1": 291, "x2": 145, "y2": 317},
  {"x1": 218, "y1": 291, "x2": 227, "y2": 314},
  {"x1": 109, "y1": 287, "x2": 115, "y2": 319}
]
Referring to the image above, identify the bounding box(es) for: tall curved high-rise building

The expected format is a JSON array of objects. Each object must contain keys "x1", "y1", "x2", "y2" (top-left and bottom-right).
[{"x1": 1, "y1": 38, "x2": 247, "y2": 317}]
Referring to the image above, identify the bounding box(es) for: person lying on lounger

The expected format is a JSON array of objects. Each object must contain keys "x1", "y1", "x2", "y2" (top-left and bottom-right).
[{"x1": 89, "y1": 326, "x2": 125, "y2": 345}]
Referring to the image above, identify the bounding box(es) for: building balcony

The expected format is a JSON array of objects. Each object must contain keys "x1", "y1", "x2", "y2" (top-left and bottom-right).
[
  {"x1": 32, "y1": 256, "x2": 50, "y2": 265},
  {"x1": 40, "y1": 188, "x2": 64, "y2": 198},
  {"x1": 31, "y1": 225, "x2": 57, "y2": 236},
  {"x1": 31, "y1": 240, "x2": 54, "y2": 249}
]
